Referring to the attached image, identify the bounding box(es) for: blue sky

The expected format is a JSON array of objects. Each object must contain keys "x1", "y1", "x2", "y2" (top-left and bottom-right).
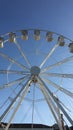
[
  {"x1": 0, "y1": 0, "x2": 73, "y2": 127},
  {"x1": 0, "y1": 0, "x2": 73, "y2": 37}
]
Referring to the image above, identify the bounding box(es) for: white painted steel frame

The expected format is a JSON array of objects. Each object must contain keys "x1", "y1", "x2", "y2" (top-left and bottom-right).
[
  {"x1": 37, "y1": 77, "x2": 63, "y2": 130},
  {"x1": 0, "y1": 79, "x2": 31, "y2": 122},
  {"x1": 0, "y1": 29, "x2": 73, "y2": 129},
  {"x1": 5, "y1": 79, "x2": 31, "y2": 130},
  {"x1": 39, "y1": 77, "x2": 73, "y2": 126}
]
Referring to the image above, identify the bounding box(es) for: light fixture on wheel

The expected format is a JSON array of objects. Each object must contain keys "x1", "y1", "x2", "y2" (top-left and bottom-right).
[
  {"x1": 21, "y1": 30, "x2": 28, "y2": 40},
  {"x1": 9, "y1": 32, "x2": 16, "y2": 43},
  {"x1": 46, "y1": 32, "x2": 53, "y2": 42},
  {"x1": 34, "y1": 29, "x2": 40, "y2": 40},
  {"x1": 0, "y1": 37, "x2": 4, "y2": 48}
]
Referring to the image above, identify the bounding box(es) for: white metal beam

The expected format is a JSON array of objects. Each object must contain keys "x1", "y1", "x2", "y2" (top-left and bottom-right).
[
  {"x1": 0, "y1": 76, "x2": 29, "y2": 89},
  {"x1": 37, "y1": 77, "x2": 63, "y2": 130},
  {"x1": 0, "y1": 78, "x2": 31, "y2": 121},
  {"x1": 0, "y1": 52, "x2": 29, "y2": 71},
  {"x1": 0, "y1": 70, "x2": 30, "y2": 75},
  {"x1": 39, "y1": 77, "x2": 73, "y2": 126},
  {"x1": 41, "y1": 55, "x2": 73, "y2": 73},
  {"x1": 5, "y1": 79, "x2": 31, "y2": 130},
  {"x1": 42, "y1": 77, "x2": 73, "y2": 98},
  {"x1": 40, "y1": 43, "x2": 59, "y2": 68},
  {"x1": 15, "y1": 40, "x2": 31, "y2": 68},
  {"x1": 54, "y1": 96, "x2": 73, "y2": 125},
  {"x1": 40, "y1": 72, "x2": 73, "y2": 79}
]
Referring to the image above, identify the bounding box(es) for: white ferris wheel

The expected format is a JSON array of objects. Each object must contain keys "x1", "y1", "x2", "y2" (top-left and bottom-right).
[{"x1": 0, "y1": 29, "x2": 73, "y2": 130}]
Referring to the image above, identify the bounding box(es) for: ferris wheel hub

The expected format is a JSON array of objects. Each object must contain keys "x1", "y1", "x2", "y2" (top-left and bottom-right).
[{"x1": 30, "y1": 66, "x2": 40, "y2": 76}]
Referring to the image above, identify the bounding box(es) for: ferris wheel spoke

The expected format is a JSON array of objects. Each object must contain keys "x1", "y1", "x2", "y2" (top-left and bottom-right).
[
  {"x1": 54, "y1": 96, "x2": 71, "y2": 112},
  {"x1": 37, "y1": 77, "x2": 73, "y2": 126},
  {"x1": 0, "y1": 70, "x2": 30, "y2": 75},
  {"x1": 41, "y1": 55, "x2": 73, "y2": 72},
  {"x1": 41, "y1": 77, "x2": 73, "y2": 98},
  {"x1": 40, "y1": 43, "x2": 59, "y2": 68},
  {"x1": 37, "y1": 77, "x2": 63, "y2": 130},
  {"x1": 40, "y1": 72, "x2": 73, "y2": 79},
  {"x1": 53, "y1": 95, "x2": 73, "y2": 126},
  {"x1": 5, "y1": 79, "x2": 31, "y2": 130},
  {"x1": 0, "y1": 52, "x2": 29, "y2": 71},
  {"x1": 0, "y1": 76, "x2": 29, "y2": 89},
  {"x1": 0, "y1": 78, "x2": 31, "y2": 122},
  {"x1": 14, "y1": 40, "x2": 31, "y2": 68}
]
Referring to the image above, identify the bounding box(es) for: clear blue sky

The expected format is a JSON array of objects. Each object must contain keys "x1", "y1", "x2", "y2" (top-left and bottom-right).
[
  {"x1": 0, "y1": 0, "x2": 73, "y2": 38},
  {"x1": 0, "y1": 0, "x2": 73, "y2": 127}
]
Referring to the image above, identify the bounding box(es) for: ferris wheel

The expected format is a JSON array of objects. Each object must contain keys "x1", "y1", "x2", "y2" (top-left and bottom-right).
[{"x1": 0, "y1": 29, "x2": 73, "y2": 130}]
